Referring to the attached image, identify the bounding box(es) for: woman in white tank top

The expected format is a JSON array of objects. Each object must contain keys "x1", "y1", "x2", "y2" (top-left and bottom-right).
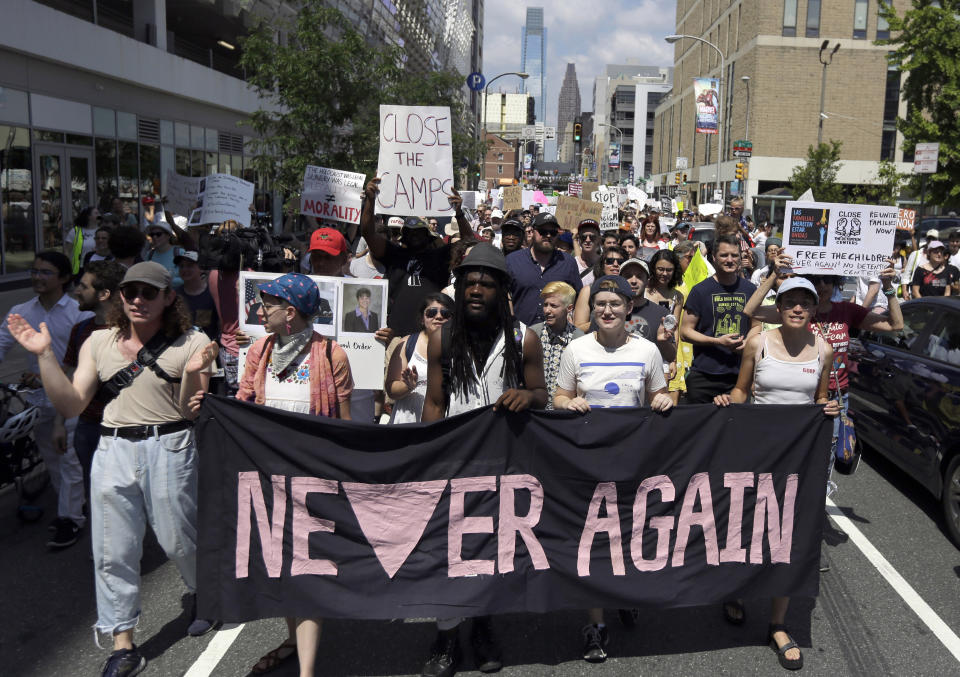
[{"x1": 713, "y1": 277, "x2": 840, "y2": 671}]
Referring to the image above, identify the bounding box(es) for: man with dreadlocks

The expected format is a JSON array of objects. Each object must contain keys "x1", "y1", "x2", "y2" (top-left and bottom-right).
[{"x1": 420, "y1": 242, "x2": 547, "y2": 677}]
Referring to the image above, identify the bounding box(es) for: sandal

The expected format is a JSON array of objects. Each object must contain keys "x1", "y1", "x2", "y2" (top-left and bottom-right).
[
  {"x1": 722, "y1": 599, "x2": 746, "y2": 626},
  {"x1": 252, "y1": 640, "x2": 297, "y2": 675},
  {"x1": 769, "y1": 623, "x2": 803, "y2": 670}
]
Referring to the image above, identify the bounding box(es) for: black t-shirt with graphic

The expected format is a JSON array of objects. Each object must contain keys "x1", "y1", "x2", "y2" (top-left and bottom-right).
[
  {"x1": 683, "y1": 275, "x2": 757, "y2": 375},
  {"x1": 382, "y1": 241, "x2": 453, "y2": 335},
  {"x1": 912, "y1": 265, "x2": 958, "y2": 297}
]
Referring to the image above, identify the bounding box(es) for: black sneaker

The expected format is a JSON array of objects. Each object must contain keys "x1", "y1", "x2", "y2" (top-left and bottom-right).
[
  {"x1": 422, "y1": 628, "x2": 460, "y2": 677},
  {"x1": 47, "y1": 516, "x2": 67, "y2": 532},
  {"x1": 47, "y1": 518, "x2": 80, "y2": 549},
  {"x1": 582, "y1": 624, "x2": 608, "y2": 663},
  {"x1": 470, "y1": 616, "x2": 502, "y2": 672},
  {"x1": 100, "y1": 645, "x2": 146, "y2": 677},
  {"x1": 185, "y1": 593, "x2": 222, "y2": 637}
]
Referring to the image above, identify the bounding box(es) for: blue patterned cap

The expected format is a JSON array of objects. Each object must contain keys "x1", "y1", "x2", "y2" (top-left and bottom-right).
[{"x1": 257, "y1": 273, "x2": 320, "y2": 317}]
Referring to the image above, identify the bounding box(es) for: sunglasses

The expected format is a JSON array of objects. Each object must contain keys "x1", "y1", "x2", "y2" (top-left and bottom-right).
[
  {"x1": 120, "y1": 284, "x2": 161, "y2": 301},
  {"x1": 579, "y1": 234, "x2": 598, "y2": 242},
  {"x1": 537, "y1": 228, "x2": 559, "y2": 238},
  {"x1": 425, "y1": 307, "x2": 452, "y2": 319},
  {"x1": 147, "y1": 230, "x2": 168, "y2": 238},
  {"x1": 604, "y1": 257, "x2": 624, "y2": 265}
]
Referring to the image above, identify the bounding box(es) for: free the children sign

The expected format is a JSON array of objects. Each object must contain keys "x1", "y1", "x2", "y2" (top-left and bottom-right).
[{"x1": 375, "y1": 105, "x2": 455, "y2": 217}]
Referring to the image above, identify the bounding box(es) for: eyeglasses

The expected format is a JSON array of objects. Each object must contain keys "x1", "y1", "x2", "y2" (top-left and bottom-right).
[
  {"x1": 425, "y1": 307, "x2": 452, "y2": 319},
  {"x1": 594, "y1": 300, "x2": 626, "y2": 310},
  {"x1": 120, "y1": 284, "x2": 161, "y2": 301},
  {"x1": 604, "y1": 257, "x2": 624, "y2": 266},
  {"x1": 29, "y1": 268, "x2": 57, "y2": 277},
  {"x1": 537, "y1": 228, "x2": 559, "y2": 238},
  {"x1": 147, "y1": 230, "x2": 168, "y2": 238}
]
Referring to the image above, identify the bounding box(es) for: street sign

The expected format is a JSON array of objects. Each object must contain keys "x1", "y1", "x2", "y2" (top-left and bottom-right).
[
  {"x1": 675, "y1": 157, "x2": 688, "y2": 170},
  {"x1": 713, "y1": 190, "x2": 723, "y2": 201},
  {"x1": 732, "y1": 140, "x2": 753, "y2": 157},
  {"x1": 914, "y1": 142, "x2": 940, "y2": 174},
  {"x1": 522, "y1": 126, "x2": 535, "y2": 138},
  {"x1": 467, "y1": 72, "x2": 485, "y2": 92},
  {"x1": 675, "y1": 190, "x2": 688, "y2": 196},
  {"x1": 545, "y1": 127, "x2": 556, "y2": 140},
  {"x1": 628, "y1": 165, "x2": 635, "y2": 183}
]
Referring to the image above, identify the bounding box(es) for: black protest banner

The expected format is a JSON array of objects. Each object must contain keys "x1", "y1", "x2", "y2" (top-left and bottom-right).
[{"x1": 196, "y1": 396, "x2": 831, "y2": 623}]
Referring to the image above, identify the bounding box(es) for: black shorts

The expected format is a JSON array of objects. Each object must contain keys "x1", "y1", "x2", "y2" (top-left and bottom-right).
[{"x1": 683, "y1": 370, "x2": 739, "y2": 404}]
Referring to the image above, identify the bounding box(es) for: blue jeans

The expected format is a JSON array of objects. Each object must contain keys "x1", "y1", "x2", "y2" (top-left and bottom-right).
[{"x1": 91, "y1": 428, "x2": 198, "y2": 637}]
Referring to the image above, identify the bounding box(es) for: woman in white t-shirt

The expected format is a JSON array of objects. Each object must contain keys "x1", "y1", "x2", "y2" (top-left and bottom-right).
[
  {"x1": 385, "y1": 293, "x2": 453, "y2": 423},
  {"x1": 553, "y1": 274, "x2": 672, "y2": 664}
]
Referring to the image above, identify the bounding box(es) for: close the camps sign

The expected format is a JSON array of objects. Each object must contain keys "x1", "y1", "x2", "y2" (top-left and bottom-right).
[
  {"x1": 375, "y1": 105, "x2": 455, "y2": 217},
  {"x1": 196, "y1": 398, "x2": 831, "y2": 623}
]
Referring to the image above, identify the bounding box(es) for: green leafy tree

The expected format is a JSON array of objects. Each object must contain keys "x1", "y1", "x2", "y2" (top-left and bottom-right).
[
  {"x1": 789, "y1": 140, "x2": 845, "y2": 202},
  {"x1": 880, "y1": 1, "x2": 960, "y2": 206},
  {"x1": 851, "y1": 160, "x2": 906, "y2": 205},
  {"x1": 238, "y1": 2, "x2": 484, "y2": 200}
]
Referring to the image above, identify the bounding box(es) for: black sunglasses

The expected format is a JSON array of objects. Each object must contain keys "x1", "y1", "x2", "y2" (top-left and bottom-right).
[
  {"x1": 120, "y1": 284, "x2": 161, "y2": 301},
  {"x1": 147, "y1": 230, "x2": 168, "y2": 238},
  {"x1": 604, "y1": 257, "x2": 624, "y2": 265},
  {"x1": 425, "y1": 307, "x2": 452, "y2": 319},
  {"x1": 579, "y1": 233, "x2": 598, "y2": 241},
  {"x1": 537, "y1": 227, "x2": 559, "y2": 238}
]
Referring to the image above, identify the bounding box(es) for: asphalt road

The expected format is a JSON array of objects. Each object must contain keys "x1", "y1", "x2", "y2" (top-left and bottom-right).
[{"x1": 1, "y1": 443, "x2": 959, "y2": 677}]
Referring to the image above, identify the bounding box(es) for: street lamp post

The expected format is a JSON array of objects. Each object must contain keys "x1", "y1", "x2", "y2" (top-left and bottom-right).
[
  {"x1": 598, "y1": 123, "x2": 623, "y2": 185},
  {"x1": 481, "y1": 72, "x2": 529, "y2": 186},
  {"x1": 818, "y1": 41, "x2": 840, "y2": 146},
  {"x1": 666, "y1": 33, "x2": 725, "y2": 204}
]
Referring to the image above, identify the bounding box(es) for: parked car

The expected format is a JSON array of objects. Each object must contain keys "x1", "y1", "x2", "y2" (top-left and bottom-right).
[
  {"x1": 848, "y1": 297, "x2": 960, "y2": 547},
  {"x1": 687, "y1": 223, "x2": 716, "y2": 246},
  {"x1": 896, "y1": 216, "x2": 960, "y2": 246}
]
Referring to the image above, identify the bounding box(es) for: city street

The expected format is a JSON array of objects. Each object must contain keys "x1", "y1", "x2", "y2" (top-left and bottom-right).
[{"x1": 2, "y1": 441, "x2": 959, "y2": 677}]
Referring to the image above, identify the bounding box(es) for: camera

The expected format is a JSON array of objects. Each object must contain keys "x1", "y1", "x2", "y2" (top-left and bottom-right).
[{"x1": 198, "y1": 225, "x2": 298, "y2": 273}]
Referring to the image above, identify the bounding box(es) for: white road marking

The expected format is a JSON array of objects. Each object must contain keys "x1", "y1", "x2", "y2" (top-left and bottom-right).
[
  {"x1": 826, "y1": 498, "x2": 960, "y2": 663},
  {"x1": 184, "y1": 623, "x2": 245, "y2": 677}
]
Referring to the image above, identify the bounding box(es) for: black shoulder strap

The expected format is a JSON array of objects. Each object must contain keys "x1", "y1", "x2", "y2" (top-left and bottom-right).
[
  {"x1": 580, "y1": 266, "x2": 593, "y2": 279},
  {"x1": 98, "y1": 331, "x2": 180, "y2": 404},
  {"x1": 512, "y1": 318, "x2": 526, "y2": 390},
  {"x1": 440, "y1": 323, "x2": 452, "y2": 411},
  {"x1": 404, "y1": 332, "x2": 419, "y2": 364}
]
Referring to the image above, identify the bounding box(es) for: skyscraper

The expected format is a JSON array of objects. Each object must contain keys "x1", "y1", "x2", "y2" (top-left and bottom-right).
[
  {"x1": 520, "y1": 7, "x2": 546, "y2": 127},
  {"x1": 557, "y1": 63, "x2": 581, "y2": 163}
]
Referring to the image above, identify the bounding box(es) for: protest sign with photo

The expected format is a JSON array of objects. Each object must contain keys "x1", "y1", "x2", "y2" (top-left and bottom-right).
[
  {"x1": 188, "y1": 173, "x2": 255, "y2": 228},
  {"x1": 502, "y1": 185, "x2": 522, "y2": 211},
  {"x1": 782, "y1": 201, "x2": 898, "y2": 276},
  {"x1": 375, "y1": 105, "x2": 454, "y2": 217},
  {"x1": 197, "y1": 399, "x2": 830, "y2": 623},
  {"x1": 555, "y1": 195, "x2": 603, "y2": 232},
  {"x1": 300, "y1": 166, "x2": 365, "y2": 225},
  {"x1": 237, "y1": 272, "x2": 387, "y2": 390},
  {"x1": 165, "y1": 170, "x2": 201, "y2": 217}
]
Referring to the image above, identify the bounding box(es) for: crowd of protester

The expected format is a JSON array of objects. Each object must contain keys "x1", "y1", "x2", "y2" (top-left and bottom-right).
[{"x1": 0, "y1": 181, "x2": 918, "y2": 677}]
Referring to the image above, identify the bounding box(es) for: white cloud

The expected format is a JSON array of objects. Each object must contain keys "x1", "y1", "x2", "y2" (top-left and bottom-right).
[{"x1": 481, "y1": 0, "x2": 677, "y2": 126}]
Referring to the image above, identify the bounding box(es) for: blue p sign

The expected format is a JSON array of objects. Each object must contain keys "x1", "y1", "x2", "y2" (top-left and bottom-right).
[{"x1": 467, "y1": 72, "x2": 486, "y2": 92}]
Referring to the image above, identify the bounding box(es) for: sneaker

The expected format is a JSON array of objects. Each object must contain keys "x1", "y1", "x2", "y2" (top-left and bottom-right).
[
  {"x1": 819, "y1": 555, "x2": 831, "y2": 573},
  {"x1": 47, "y1": 516, "x2": 67, "y2": 532},
  {"x1": 582, "y1": 624, "x2": 608, "y2": 663},
  {"x1": 422, "y1": 628, "x2": 460, "y2": 677},
  {"x1": 100, "y1": 645, "x2": 146, "y2": 677},
  {"x1": 47, "y1": 518, "x2": 80, "y2": 549},
  {"x1": 185, "y1": 593, "x2": 222, "y2": 637},
  {"x1": 470, "y1": 616, "x2": 502, "y2": 672}
]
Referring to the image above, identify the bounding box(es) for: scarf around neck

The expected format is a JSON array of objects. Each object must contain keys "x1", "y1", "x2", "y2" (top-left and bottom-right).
[{"x1": 271, "y1": 326, "x2": 313, "y2": 374}]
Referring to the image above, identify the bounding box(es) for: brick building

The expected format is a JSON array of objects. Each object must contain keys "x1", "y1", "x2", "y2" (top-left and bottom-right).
[
  {"x1": 652, "y1": 0, "x2": 912, "y2": 224},
  {"x1": 482, "y1": 134, "x2": 518, "y2": 186}
]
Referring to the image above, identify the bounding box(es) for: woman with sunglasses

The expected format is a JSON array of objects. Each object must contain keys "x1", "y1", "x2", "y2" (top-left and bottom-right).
[
  {"x1": 145, "y1": 222, "x2": 182, "y2": 288},
  {"x1": 573, "y1": 246, "x2": 627, "y2": 331},
  {"x1": 714, "y1": 277, "x2": 840, "y2": 671},
  {"x1": 386, "y1": 293, "x2": 454, "y2": 423},
  {"x1": 193, "y1": 272, "x2": 353, "y2": 676}
]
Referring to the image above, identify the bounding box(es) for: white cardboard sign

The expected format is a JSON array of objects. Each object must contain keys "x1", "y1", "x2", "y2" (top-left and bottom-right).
[
  {"x1": 375, "y1": 105, "x2": 454, "y2": 217},
  {"x1": 591, "y1": 188, "x2": 620, "y2": 230},
  {"x1": 782, "y1": 201, "x2": 897, "y2": 276},
  {"x1": 165, "y1": 170, "x2": 201, "y2": 218},
  {"x1": 238, "y1": 272, "x2": 388, "y2": 390},
  {"x1": 188, "y1": 174, "x2": 254, "y2": 228},
  {"x1": 300, "y1": 166, "x2": 365, "y2": 224}
]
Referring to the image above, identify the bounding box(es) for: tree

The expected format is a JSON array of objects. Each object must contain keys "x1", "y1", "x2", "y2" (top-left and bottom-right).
[
  {"x1": 238, "y1": 2, "x2": 484, "y2": 199},
  {"x1": 851, "y1": 160, "x2": 907, "y2": 205},
  {"x1": 789, "y1": 140, "x2": 845, "y2": 202},
  {"x1": 880, "y1": 1, "x2": 960, "y2": 206}
]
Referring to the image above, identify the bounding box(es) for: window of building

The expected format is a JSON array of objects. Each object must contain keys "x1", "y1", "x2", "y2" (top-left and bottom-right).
[
  {"x1": 877, "y1": 9, "x2": 890, "y2": 40},
  {"x1": 93, "y1": 107, "x2": 115, "y2": 138},
  {"x1": 175, "y1": 122, "x2": 190, "y2": 148},
  {"x1": 118, "y1": 141, "x2": 139, "y2": 216},
  {"x1": 0, "y1": 125, "x2": 34, "y2": 274},
  {"x1": 806, "y1": 0, "x2": 821, "y2": 38},
  {"x1": 497, "y1": 152, "x2": 504, "y2": 161},
  {"x1": 95, "y1": 139, "x2": 117, "y2": 208},
  {"x1": 176, "y1": 148, "x2": 192, "y2": 176},
  {"x1": 881, "y1": 128, "x2": 897, "y2": 161},
  {"x1": 497, "y1": 165, "x2": 503, "y2": 175},
  {"x1": 117, "y1": 112, "x2": 137, "y2": 141},
  {"x1": 0, "y1": 88, "x2": 30, "y2": 126},
  {"x1": 853, "y1": 0, "x2": 868, "y2": 39}
]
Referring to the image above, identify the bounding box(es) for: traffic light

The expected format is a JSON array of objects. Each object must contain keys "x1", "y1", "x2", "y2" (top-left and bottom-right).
[
  {"x1": 574, "y1": 123, "x2": 582, "y2": 142},
  {"x1": 682, "y1": 173, "x2": 688, "y2": 184},
  {"x1": 674, "y1": 172, "x2": 682, "y2": 185},
  {"x1": 735, "y1": 162, "x2": 744, "y2": 180}
]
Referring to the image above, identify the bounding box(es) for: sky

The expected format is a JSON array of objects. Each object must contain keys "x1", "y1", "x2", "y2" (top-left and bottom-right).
[{"x1": 481, "y1": 0, "x2": 677, "y2": 157}]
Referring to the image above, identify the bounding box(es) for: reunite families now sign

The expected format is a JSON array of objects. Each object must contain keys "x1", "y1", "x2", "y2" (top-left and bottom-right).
[{"x1": 196, "y1": 399, "x2": 831, "y2": 622}]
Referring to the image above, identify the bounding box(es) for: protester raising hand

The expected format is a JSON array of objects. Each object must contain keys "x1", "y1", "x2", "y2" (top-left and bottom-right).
[{"x1": 7, "y1": 314, "x2": 52, "y2": 356}]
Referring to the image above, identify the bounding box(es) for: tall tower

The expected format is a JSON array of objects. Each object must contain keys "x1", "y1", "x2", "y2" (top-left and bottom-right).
[
  {"x1": 520, "y1": 7, "x2": 546, "y2": 126},
  {"x1": 557, "y1": 63, "x2": 581, "y2": 163}
]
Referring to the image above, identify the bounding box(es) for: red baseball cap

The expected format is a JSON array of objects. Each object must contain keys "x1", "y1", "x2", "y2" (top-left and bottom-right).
[{"x1": 309, "y1": 228, "x2": 347, "y2": 255}]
